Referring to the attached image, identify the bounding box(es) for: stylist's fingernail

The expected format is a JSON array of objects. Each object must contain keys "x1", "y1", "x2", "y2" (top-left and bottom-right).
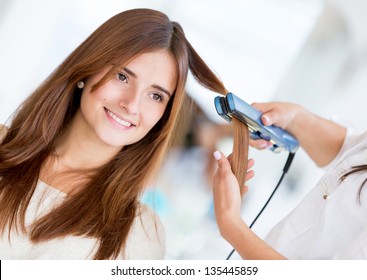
[
  {"x1": 259, "y1": 141, "x2": 268, "y2": 148},
  {"x1": 262, "y1": 115, "x2": 270, "y2": 124},
  {"x1": 213, "y1": 151, "x2": 222, "y2": 160}
]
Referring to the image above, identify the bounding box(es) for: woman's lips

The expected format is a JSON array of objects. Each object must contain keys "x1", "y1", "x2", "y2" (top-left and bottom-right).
[{"x1": 104, "y1": 108, "x2": 135, "y2": 128}]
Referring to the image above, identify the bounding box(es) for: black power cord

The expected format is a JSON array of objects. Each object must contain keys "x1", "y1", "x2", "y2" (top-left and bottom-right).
[{"x1": 226, "y1": 152, "x2": 296, "y2": 260}]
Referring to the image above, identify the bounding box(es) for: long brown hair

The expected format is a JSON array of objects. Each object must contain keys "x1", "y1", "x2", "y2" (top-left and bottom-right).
[{"x1": 0, "y1": 8, "x2": 249, "y2": 259}]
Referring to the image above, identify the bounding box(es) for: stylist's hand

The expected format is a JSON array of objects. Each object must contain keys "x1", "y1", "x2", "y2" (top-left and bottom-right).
[
  {"x1": 249, "y1": 102, "x2": 303, "y2": 150},
  {"x1": 212, "y1": 151, "x2": 254, "y2": 238}
]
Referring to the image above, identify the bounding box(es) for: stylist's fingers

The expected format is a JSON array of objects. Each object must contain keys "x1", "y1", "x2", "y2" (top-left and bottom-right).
[
  {"x1": 242, "y1": 169, "x2": 255, "y2": 196},
  {"x1": 213, "y1": 151, "x2": 241, "y2": 213},
  {"x1": 251, "y1": 102, "x2": 282, "y2": 127},
  {"x1": 252, "y1": 102, "x2": 299, "y2": 130},
  {"x1": 242, "y1": 185, "x2": 249, "y2": 194},
  {"x1": 213, "y1": 151, "x2": 233, "y2": 177},
  {"x1": 226, "y1": 153, "x2": 233, "y2": 165},
  {"x1": 246, "y1": 168, "x2": 255, "y2": 181},
  {"x1": 213, "y1": 151, "x2": 239, "y2": 192},
  {"x1": 247, "y1": 158, "x2": 255, "y2": 169},
  {"x1": 214, "y1": 151, "x2": 255, "y2": 191},
  {"x1": 216, "y1": 153, "x2": 255, "y2": 181},
  {"x1": 249, "y1": 138, "x2": 272, "y2": 150},
  {"x1": 226, "y1": 154, "x2": 255, "y2": 168}
]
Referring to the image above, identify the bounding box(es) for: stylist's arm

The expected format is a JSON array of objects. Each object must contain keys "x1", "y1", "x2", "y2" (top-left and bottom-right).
[{"x1": 212, "y1": 151, "x2": 286, "y2": 260}]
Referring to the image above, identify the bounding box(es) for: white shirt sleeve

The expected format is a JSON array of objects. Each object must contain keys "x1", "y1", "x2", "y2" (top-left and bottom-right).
[
  {"x1": 323, "y1": 127, "x2": 367, "y2": 171},
  {"x1": 124, "y1": 204, "x2": 166, "y2": 260},
  {"x1": 332, "y1": 224, "x2": 367, "y2": 259}
]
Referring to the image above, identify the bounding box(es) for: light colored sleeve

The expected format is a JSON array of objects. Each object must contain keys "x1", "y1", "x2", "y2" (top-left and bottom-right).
[
  {"x1": 323, "y1": 127, "x2": 367, "y2": 171},
  {"x1": 123, "y1": 204, "x2": 166, "y2": 260},
  {"x1": 332, "y1": 224, "x2": 367, "y2": 259}
]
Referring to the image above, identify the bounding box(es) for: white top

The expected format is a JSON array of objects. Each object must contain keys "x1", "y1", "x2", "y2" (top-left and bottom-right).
[
  {"x1": 265, "y1": 129, "x2": 367, "y2": 259},
  {"x1": 0, "y1": 181, "x2": 165, "y2": 260}
]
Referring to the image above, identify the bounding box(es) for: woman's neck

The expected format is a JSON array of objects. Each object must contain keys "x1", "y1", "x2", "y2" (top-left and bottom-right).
[
  {"x1": 39, "y1": 111, "x2": 122, "y2": 194},
  {"x1": 54, "y1": 111, "x2": 122, "y2": 171}
]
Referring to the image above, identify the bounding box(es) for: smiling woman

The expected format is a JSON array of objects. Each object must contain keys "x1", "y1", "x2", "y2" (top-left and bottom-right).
[{"x1": 0, "y1": 8, "x2": 249, "y2": 259}]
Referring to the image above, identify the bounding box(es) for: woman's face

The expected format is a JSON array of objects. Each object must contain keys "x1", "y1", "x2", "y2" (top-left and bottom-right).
[{"x1": 78, "y1": 50, "x2": 178, "y2": 148}]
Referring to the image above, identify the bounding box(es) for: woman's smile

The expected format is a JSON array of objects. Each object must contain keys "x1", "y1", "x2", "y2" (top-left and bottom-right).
[{"x1": 104, "y1": 107, "x2": 135, "y2": 129}]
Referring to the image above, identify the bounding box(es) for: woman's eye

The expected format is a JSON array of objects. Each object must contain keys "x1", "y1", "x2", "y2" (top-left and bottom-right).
[
  {"x1": 117, "y1": 73, "x2": 128, "y2": 83},
  {"x1": 151, "y1": 93, "x2": 164, "y2": 103}
]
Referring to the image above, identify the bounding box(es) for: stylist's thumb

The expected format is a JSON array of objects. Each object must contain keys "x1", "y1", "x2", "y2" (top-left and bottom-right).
[{"x1": 213, "y1": 151, "x2": 233, "y2": 176}]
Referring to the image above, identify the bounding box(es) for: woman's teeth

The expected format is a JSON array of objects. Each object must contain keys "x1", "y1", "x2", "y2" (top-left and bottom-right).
[{"x1": 107, "y1": 109, "x2": 132, "y2": 127}]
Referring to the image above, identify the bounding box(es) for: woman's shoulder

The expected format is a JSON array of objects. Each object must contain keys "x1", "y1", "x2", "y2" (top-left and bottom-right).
[
  {"x1": 136, "y1": 204, "x2": 165, "y2": 239},
  {"x1": 123, "y1": 204, "x2": 166, "y2": 259},
  {"x1": 324, "y1": 129, "x2": 367, "y2": 170},
  {"x1": 0, "y1": 125, "x2": 8, "y2": 143}
]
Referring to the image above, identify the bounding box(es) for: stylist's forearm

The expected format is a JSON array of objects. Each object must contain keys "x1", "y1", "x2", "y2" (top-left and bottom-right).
[
  {"x1": 289, "y1": 109, "x2": 346, "y2": 167},
  {"x1": 220, "y1": 217, "x2": 286, "y2": 260}
]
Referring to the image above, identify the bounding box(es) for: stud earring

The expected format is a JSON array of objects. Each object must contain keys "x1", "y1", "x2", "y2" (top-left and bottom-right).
[{"x1": 77, "y1": 81, "x2": 84, "y2": 89}]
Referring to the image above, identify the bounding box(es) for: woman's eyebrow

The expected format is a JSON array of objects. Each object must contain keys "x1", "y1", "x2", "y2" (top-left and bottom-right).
[
  {"x1": 123, "y1": 67, "x2": 137, "y2": 78},
  {"x1": 152, "y1": 85, "x2": 172, "y2": 98}
]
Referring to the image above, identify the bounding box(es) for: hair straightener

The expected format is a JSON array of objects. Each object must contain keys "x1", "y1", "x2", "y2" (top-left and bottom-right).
[
  {"x1": 214, "y1": 92, "x2": 299, "y2": 259},
  {"x1": 214, "y1": 92, "x2": 299, "y2": 153}
]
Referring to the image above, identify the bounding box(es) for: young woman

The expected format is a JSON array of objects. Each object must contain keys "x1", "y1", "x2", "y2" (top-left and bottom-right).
[
  {"x1": 0, "y1": 8, "x2": 250, "y2": 260},
  {"x1": 213, "y1": 101, "x2": 367, "y2": 259}
]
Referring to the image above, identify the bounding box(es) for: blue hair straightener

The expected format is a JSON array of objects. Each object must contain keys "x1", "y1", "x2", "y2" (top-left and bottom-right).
[
  {"x1": 214, "y1": 92, "x2": 299, "y2": 153},
  {"x1": 214, "y1": 92, "x2": 299, "y2": 260}
]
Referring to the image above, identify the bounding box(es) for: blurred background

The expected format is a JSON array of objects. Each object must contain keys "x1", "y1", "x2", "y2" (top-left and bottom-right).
[{"x1": 1, "y1": 0, "x2": 367, "y2": 259}]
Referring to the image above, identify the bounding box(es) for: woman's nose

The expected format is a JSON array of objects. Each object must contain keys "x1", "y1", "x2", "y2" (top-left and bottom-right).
[{"x1": 119, "y1": 89, "x2": 141, "y2": 114}]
